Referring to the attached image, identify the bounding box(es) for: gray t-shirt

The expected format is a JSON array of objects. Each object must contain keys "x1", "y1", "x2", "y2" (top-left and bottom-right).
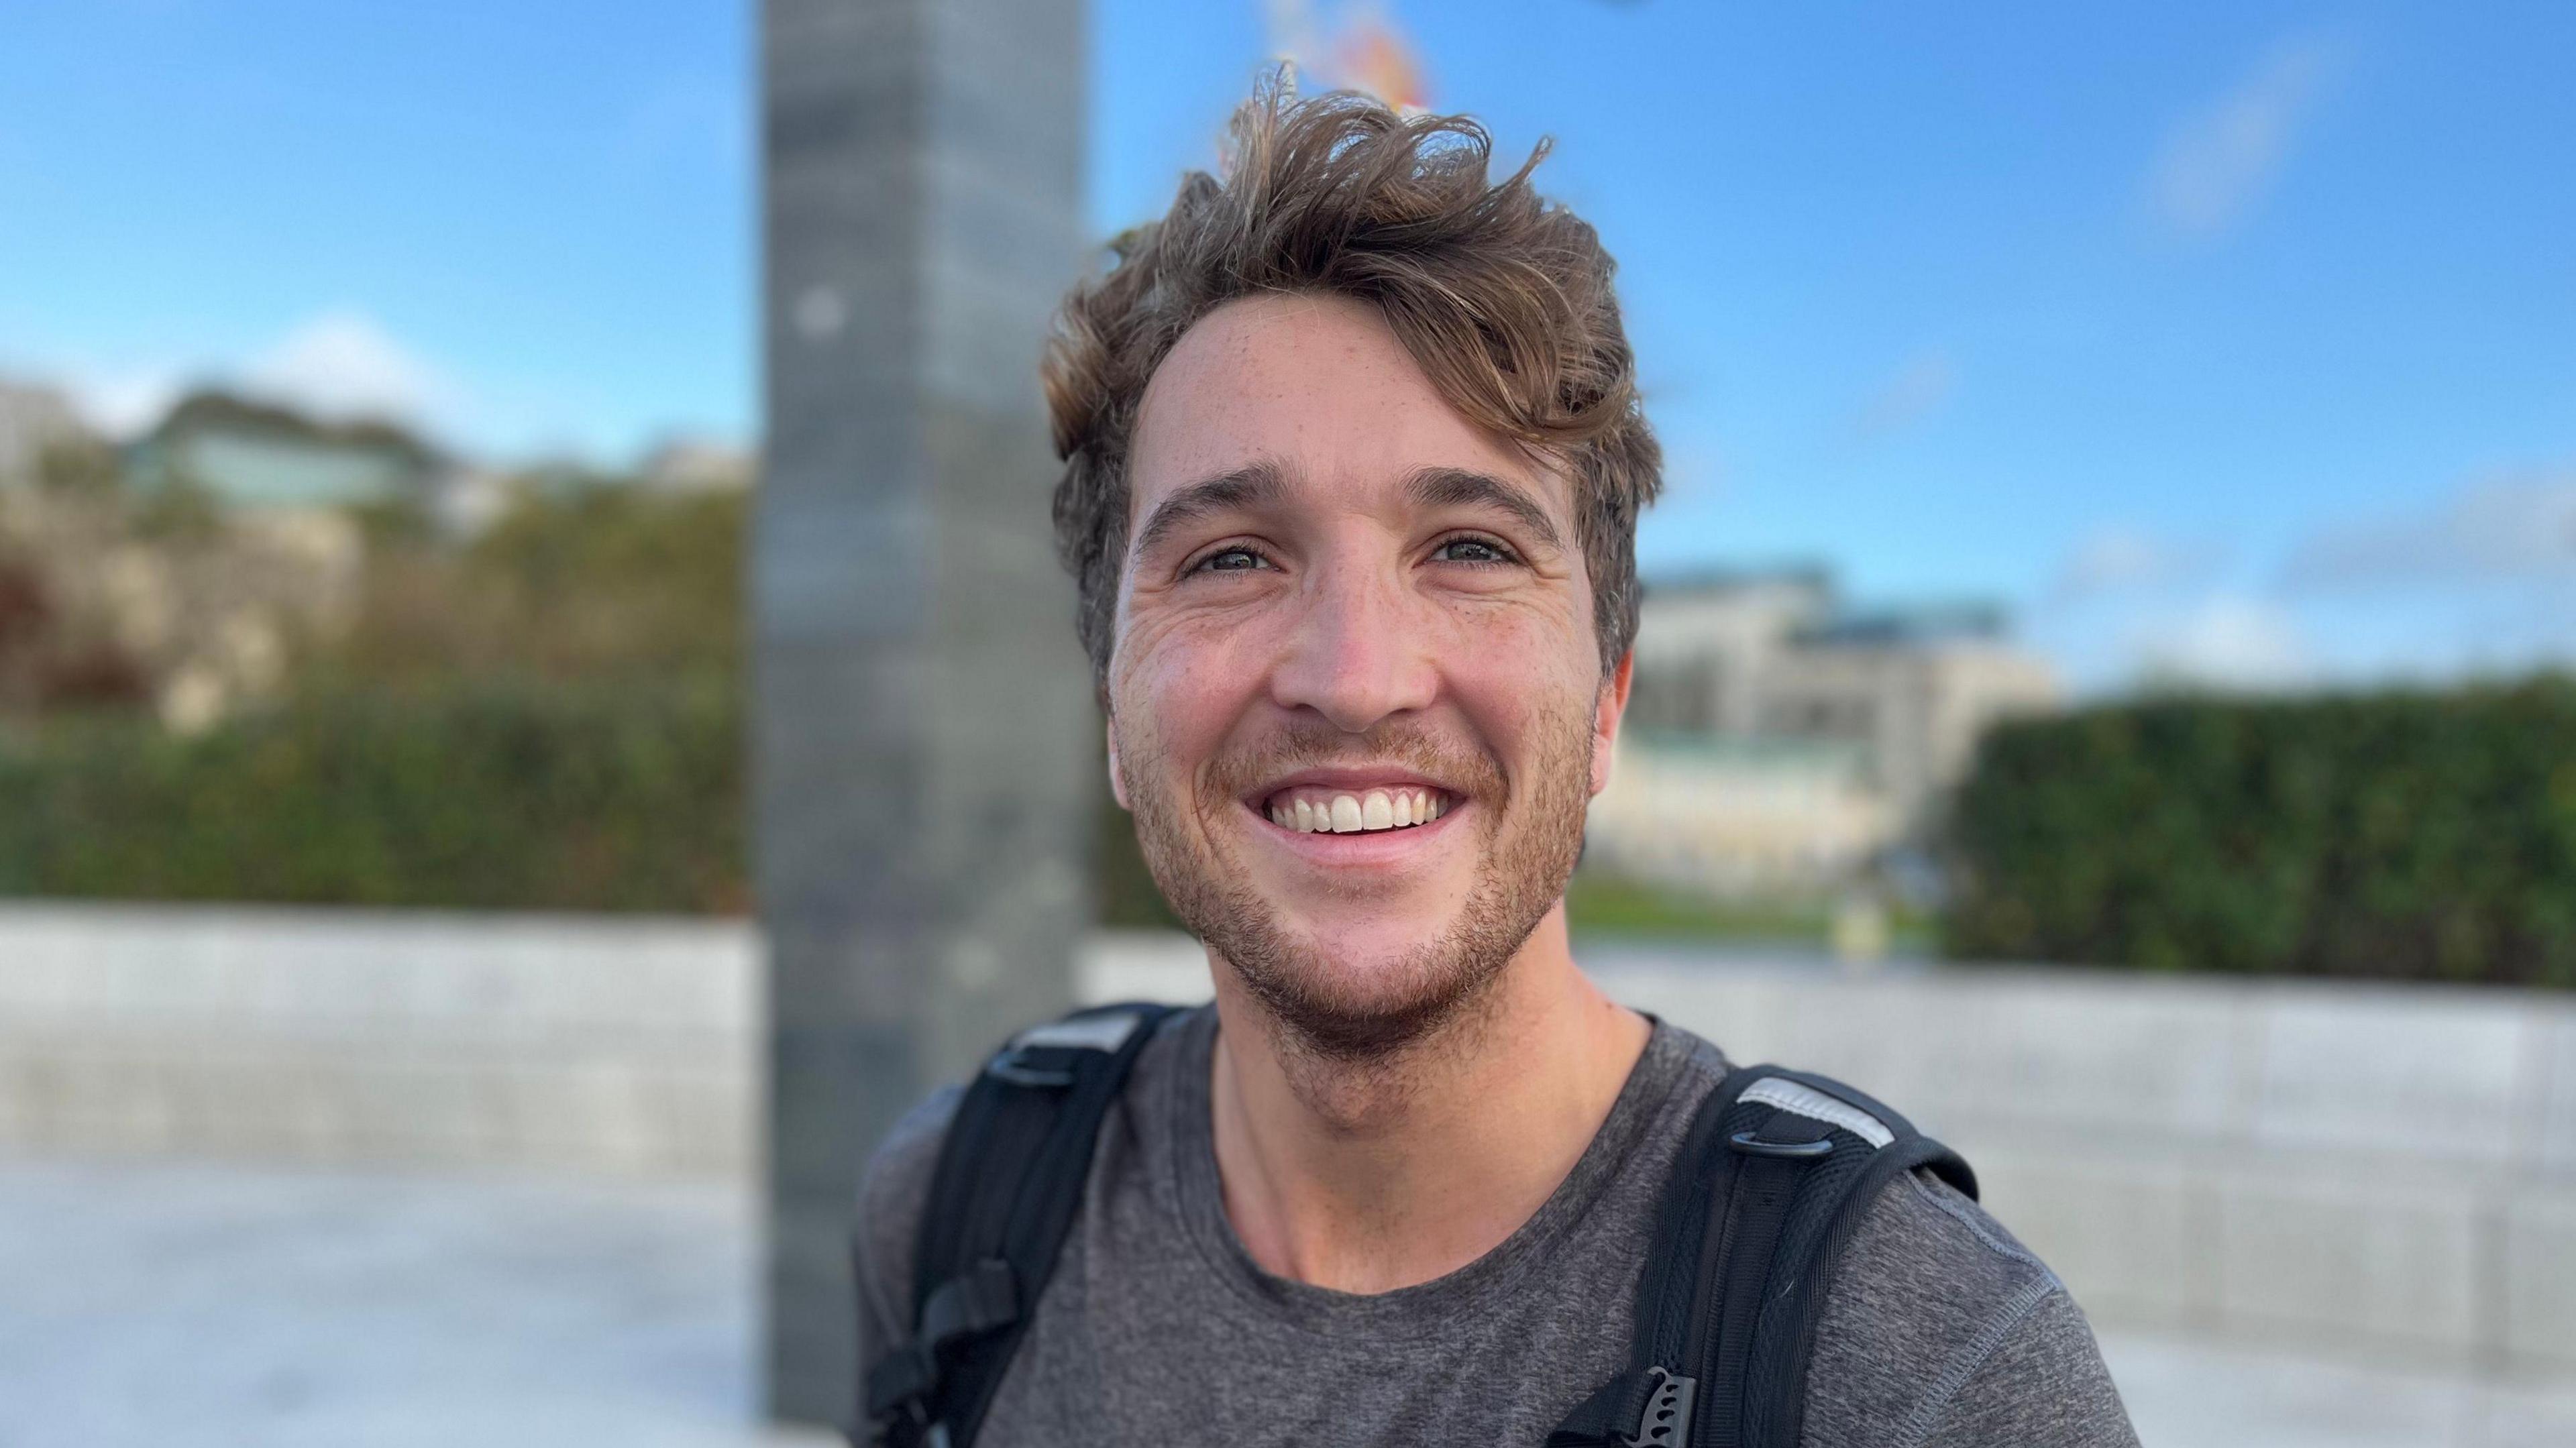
[{"x1": 856, "y1": 1006, "x2": 2138, "y2": 1447}]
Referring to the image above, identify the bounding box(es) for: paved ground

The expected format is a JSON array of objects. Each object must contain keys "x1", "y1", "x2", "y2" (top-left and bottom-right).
[
  {"x1": 0, "y1": 1156, "x2": 830, "y2": 1448},
  {"x1": 4, "y1": 1156, "x2": 2572, "y2": 1448}
]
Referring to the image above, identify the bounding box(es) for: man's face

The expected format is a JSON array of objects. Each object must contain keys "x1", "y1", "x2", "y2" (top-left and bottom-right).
[{"x1": 1108, "y1": 292, "x2": 1629, "y2": 1057}]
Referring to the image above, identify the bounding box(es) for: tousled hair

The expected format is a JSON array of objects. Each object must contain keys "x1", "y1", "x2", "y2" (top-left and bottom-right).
[{"x1": 1044, "y1": 77, "x2": 1662, "y2": 693}]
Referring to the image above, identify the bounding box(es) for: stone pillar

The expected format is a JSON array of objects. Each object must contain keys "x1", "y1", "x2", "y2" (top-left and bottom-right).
[{"x1": 757, "y1": 0, "x2": 1090, "y2": 1425}]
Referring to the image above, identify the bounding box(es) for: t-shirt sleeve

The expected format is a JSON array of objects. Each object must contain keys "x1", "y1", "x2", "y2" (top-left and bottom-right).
[
  {"x1": 853, "y1": 1083, "x2": 965, "y2": 1375},
  {"x1": 1915, "y1": 1286, "x2": 2139, "y2": 1448},
  {"x1": 1801, "y1": 1170, "x2": 2141, "y2": 1448}
]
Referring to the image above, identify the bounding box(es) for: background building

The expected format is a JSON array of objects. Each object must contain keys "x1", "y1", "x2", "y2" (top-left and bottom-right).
[
  {"x1": 0, "y1": 378, "x2": 89, "y2": 485},
  {"x1": 126, "y1": 392, "x2": 447, "y2": 515},
  {"x1": 1596, "y1": 568, "x2": 2059, "y2": 896},
  {"x1": 637, "y1": 437, "x2": 756, "y2": 496}
]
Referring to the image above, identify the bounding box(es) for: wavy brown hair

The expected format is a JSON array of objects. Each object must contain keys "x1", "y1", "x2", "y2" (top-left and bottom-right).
[{"x1": 1044, "y1": 78, "x2": 1662, "y2": 694}]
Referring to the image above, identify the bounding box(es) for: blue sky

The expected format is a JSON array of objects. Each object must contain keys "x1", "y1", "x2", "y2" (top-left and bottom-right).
[{"x1": 3, "y1": 1, "x2": 2571, "y2": 691}]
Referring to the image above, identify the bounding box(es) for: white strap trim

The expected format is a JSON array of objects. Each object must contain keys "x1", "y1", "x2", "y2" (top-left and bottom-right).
[
  {"x1": 1739, "y1": 1077, "x2": 1894, "y2": 1148},
  {"x1": 1012, "y1": 1011, "x2": 1146, "y2": 1054}
]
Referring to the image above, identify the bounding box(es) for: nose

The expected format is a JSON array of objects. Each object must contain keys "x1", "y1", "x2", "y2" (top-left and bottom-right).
[{"x1": 1268, "y1": 555, "x2": 1438, "y2": 733}]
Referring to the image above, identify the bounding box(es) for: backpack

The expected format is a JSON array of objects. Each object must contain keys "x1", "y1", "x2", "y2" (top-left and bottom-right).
[{"x1": 859, "y1": 1002, "x2": 1976, "y2": 1448}]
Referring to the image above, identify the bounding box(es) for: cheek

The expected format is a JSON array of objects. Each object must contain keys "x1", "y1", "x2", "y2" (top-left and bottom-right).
[
  {"x1": 1444, "y1": 594, "x2": 1593, "y2": 693},
  {"x1": 1441, "y1": 626, "x2": 1597, "y2": 766},
  {"x1": 1442, "y1": 583, "x2": 1593, "y2": 677},
  {"x1": 1112, "y1": 612, "x2": 1272, "y2": 770}
]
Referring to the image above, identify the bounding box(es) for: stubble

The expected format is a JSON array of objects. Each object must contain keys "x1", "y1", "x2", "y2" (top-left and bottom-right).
[{"x1": 1117, "y1": 700, "x2": 1596, "y2": 1065}]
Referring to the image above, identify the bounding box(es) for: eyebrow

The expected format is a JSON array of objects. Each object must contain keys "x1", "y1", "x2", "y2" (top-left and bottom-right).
[
  {"x1": 1130, "y1": 459, "x2": 1287, "y2": 561},
  {"x1": 1404, "y1": 466, "x2": 1566, "y2": 553}
]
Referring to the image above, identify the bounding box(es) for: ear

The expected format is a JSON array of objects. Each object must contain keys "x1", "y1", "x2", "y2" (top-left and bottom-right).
[
  {"x1": 1590, "y1": 651, "x2": 1633, "y2": 798},
  {"x1": 1106, "y1": 718, "x2": 1131, "y2": 812}
]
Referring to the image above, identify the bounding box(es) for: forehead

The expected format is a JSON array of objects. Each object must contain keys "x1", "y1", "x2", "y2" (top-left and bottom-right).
[{"x1": 1128, "y1": 292, "x2": 1558, "y2": 519}]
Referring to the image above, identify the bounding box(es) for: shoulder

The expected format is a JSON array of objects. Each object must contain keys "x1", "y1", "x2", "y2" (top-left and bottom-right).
[
  {"x1": 1804, "y1": 1167, "x2": 2137, "y2": 1448},
  {"x1": 850, "y1": 1003, "x2": 1205, "y2": 1351},
  {"x1": 1633, "y1": 1031, "x2": 2135, "y2": 1446},
  {"x1": 852, "y1": 1080, "x2": 965, "y2": 1346}
]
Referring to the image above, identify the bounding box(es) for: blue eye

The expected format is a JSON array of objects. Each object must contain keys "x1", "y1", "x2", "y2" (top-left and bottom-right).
[
  {"x1": 1434, "y1": 537, "x2": 1513, "y2": 565},
  {"x1": 1199, "y1": 547, "x2": 1267, "y2": 572}
]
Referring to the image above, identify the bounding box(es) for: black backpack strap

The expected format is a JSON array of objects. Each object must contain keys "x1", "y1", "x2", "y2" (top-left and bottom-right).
[
  {"x1": 859, "y1": 1001, "x2": 1176, "y2": 1448},
  {"x1": 1549, "y1": 1064, "x2": 1973, "y2": 1448}
]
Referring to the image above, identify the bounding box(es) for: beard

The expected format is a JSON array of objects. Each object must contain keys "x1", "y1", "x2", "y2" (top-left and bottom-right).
[{"x1": 1116, "y1": 699, "x2": 1597, "y2": 1063}]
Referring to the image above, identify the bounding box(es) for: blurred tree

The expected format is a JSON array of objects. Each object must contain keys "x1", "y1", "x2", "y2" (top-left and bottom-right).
[
  {"x1": 0, "y1": 440, "x2": 156, "y2": 716},
  {"x1": 329, "y1": 480, "x2": 744, "y2": 686},
  {"x1": 0, "y1": 452, "x2": 757, "y2": 912}
]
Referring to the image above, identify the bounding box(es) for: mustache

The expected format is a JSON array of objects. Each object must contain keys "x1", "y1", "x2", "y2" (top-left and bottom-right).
[{"x1": 1201, "y1": 720, "x2": 1509, "y2": 807}]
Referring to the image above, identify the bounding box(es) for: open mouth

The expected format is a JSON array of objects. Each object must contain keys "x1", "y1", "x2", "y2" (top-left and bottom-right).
[{"x1": 1259, "y1": 785, "x2": 1455, "y2": 836}]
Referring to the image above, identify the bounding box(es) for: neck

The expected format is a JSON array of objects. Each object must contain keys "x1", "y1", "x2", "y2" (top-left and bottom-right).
[{"x1": 1205, "y1": 903, "x2": 1650, "y2": 1294}]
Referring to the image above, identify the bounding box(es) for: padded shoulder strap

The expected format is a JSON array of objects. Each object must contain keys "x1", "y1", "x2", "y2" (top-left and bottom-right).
[
  {"x1": 1549, "y1": 1064, "x2": 1972, "y2": 1448},
  {"x1": 861, "y1": 1001, "x2": 1175, "y2": 1448}
]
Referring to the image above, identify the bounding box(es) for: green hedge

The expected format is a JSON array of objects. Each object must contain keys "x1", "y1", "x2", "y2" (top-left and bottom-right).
[
  {"x1": 1944, "y1": 677, "x2": 2576, "y2": 987},
  {"x1": 0, "y1": 676, "x2": 745, "y2": 913}
]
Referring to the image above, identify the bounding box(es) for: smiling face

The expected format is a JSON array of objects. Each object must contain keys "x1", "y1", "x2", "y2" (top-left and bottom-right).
[{"x1": 1107, "y1": 292, "x2": 1631, "y2": 1058}]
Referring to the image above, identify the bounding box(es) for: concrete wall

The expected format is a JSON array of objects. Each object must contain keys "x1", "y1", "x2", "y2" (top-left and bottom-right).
[
  {"x1": 0, "y1": 904, "x2": 756, "y2": 1174},
  {"x1": 7, "y1": 905, "x2": 2574, "y2": 1376}
]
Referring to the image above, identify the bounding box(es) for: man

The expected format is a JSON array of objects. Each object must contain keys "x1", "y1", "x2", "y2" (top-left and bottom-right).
[{"x1": 855, "y1": 81, "x2": 2139, "y2": 1447}]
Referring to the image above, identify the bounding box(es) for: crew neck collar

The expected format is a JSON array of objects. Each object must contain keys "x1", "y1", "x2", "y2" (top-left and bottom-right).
[{"x1": 1159, "y1": 1002, "x2": 1699, "y2": 1339}]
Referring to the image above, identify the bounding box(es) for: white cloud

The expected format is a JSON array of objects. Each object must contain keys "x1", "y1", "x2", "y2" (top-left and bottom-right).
[
  {"x1": 58, "y1": 364, "x2": 184, "y2": 437},
  {"x1": 2283, "y1": 467, "x2": 2576, "y2": 589},
  {"x1": 241, "y1": 309, "x2": 454, "y2": 426},
  {"x1": 1853, "y1": 349, "x2": 1957, "y2": 437},
  {"x1": 2035, "y1": 471, "x2": 2576, "y2": 696},
  {"x1": 2049, "y1": 526, "x2": 2222, "y2": 602},
  {"x1": 2129, "y1": 594, "x2": 2314, "y2": 691},
  {"x1": 28, "y1": 310, "x2": 468, "y2": 445},
  {"x1": 2146, "y1": 32, "x2": 2351, "y2": 240}
]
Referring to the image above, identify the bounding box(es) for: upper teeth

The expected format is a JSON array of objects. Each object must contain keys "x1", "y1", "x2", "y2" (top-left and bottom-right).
[{"x1": 1267, "y1": 789, "x2": 1449, "y2": 834}]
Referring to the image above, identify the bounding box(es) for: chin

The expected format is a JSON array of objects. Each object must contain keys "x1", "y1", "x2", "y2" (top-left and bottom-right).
[
  {"x1": 1273, "y1": 931, "x2": 1444, "y2": 1002},
  {"x1": 1212, "y1": 911, "x2": 1513, "y2": 1061}
]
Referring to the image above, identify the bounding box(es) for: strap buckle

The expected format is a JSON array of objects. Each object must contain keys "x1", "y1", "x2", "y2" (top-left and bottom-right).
[
  {"x1": 1621, "y1": 1365, "x2": 1697, "y2": 1447},
  {"x1": 1727, "y1": 1130, "x2": 1835, "y2": 1159},
  {"x1": 984, "y1": 1047, "x2": 1079, "y2": 1089},
  {"x1": 983, "y1": 1007, "x2": 1154, "y2": 1089}
]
